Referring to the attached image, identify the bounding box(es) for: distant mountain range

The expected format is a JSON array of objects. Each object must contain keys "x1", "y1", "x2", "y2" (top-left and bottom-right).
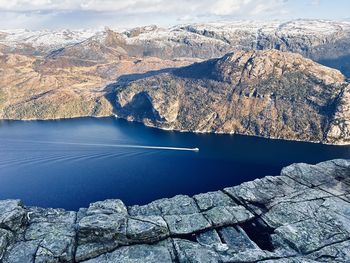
[
  {"x1": 1, "y1": 20, "x2": 350, "y2": 144},
  {"x1": 1, "y1": 20, "x2": 350, "y2": 76}
]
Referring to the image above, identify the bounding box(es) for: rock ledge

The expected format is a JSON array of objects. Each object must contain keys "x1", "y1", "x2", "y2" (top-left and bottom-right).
[{"x1": 0, "y1": 159, "x2": 349, "y2": 262}]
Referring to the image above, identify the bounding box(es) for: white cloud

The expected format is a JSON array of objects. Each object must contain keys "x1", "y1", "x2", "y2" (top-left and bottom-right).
[
  {"x1": 0, "y1": 0, "x2": 335, "y2": 29},
  {"x1": 0, "y1": 0, "x2": 284, "y2": 15}
]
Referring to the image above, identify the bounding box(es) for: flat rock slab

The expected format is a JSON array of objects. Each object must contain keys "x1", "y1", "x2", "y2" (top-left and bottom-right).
[
  {"x1": 82, "y1": 241, "x2": 174, "y2": 263},
  {"x1": 0, "y1": 200, "x2": 27, "y2": 231}
]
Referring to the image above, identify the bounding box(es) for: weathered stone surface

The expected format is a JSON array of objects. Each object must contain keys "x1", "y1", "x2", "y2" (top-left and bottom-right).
[
  {"x1": 258, "y1": 259, "x2": 320, "y2": 263},
  {"x1": 203, "y1": 206, "x2": 236, "y2": 227},
  {"x1": 0, "y1": 229, "x2": 12, "y2": 260},
  {"x1": 272, "y1": 197, "x2": 350, "y2": 254},
  {"x1": 219, "y1": 226, "x2": 259, "y2": 252},
  {"x1": 0, "y1": 199, "x2": 26, "y2": 231},
  {"x1": 164, "y1": 213, "x2": 211, "y2": 235},
  {"x1": 203, "y1": 205, "x2": 254, "y2": 227},
  {"x1": 262, "y1": 198, "x2": 325, "y2": 229},
  {"x1": 2, "y1": 240, "x2": 40, "y2": 263},
  {"x1": 86, "y1": 199, "x2": 128, "y2": 215},
  {"x1": 75, "y1": 242, "x2": 119, "y2": 262},
  {"x1": 76, "y1": 200, "x2": 130, "y2": 261},
  {"x1": 219, "y1": 249, "x2": 282, "y2": 263},
  {"x1": 129, "y1": 195, "x2": 199, "y2": 217},
  {"x1": 77, "y1": 199, "x2": 128, "y2": 244},
  {"x1": 173, "y1": 238, "x2": 221, "y2": 263},
  {"x1": 82, "y1": 241, "x2": 174, "y2": 263},
  {"x1": 78, "y1": 213, "x2": 127, "y2": 244},
  {"x1": 126, "y1": 216, "x2": 169, "y2": 243},
  {"x1": 193, "y1": 191, "x2": 236, "y2": 211},
  {"x1": 24, "y1": 207, "x2": 77, "y2": 263},
  {"x1": 224, "y1": 175, "x2": 307, "y2": 215},
  {"x1": 25, "y1": 222, "x2": 76, "y2": 262},
  {"x1": 196, "y1": 229, "x2": 223, "y2": 248},
  {"x1": 0, "y1": 159, "x2": 349, "y2": 262},
  {"x1": 27, "y1": 207, "x2": 76, "y2": 224},
  {"x1": 128, "y1": 202, "x2": 162, "y2": 216},
  {"x1": 306, "y1": 239, "x2": 350, "y2": 262}
]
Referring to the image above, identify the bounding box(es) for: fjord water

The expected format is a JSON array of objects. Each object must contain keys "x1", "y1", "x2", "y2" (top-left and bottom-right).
[{"x1": 0, "y1": 117, "x2": 349, "y2": 210}]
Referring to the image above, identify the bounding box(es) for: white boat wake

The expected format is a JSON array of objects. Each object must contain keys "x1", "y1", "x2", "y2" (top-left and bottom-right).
[
  {"x1": 4, "y1": 139, "x2": 199, "y2": 152},
  {"x1": 60, "y1": 142, "x2": 200, "y2": 152}
]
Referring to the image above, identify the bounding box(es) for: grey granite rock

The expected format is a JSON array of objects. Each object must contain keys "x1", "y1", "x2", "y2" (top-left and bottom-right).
[
  {"x1": 75, "y1": 242, "x2": 119, "y2": 262},
  {"x1": 86, "y1": 199, "x2": 128, "y2": 215},
  {"x1": 78, "y1": 213, "x2": 127, "y2": 244},
  {"x1": 2, "y1": 240, "x2": 40, "y2": 263},
  {"x1": 27, "y1": 207, "x2": 76, "y2": 224},
  {"x1": 82, "y1": 241, "x2": 174, "y2": 263},
  {"x1": 196, "y1": 229, "x2": 223, "y2": 248},
  {"x1": 164, "y1": 213, "x2": 211, "y2": 235},
  {"x1": 262, "y1": 199, "x2": 325, "y2": 229},
  {"x1": 219, "y1": 226, "x2": 259, "y2": 252},
  {"x1": 203, "y1": 206, "x2": 236, "y2": 227},
  {"x1": 173, "y1": 238, "x2": 221, "y2": 263},
  {"x1": 306, "y1": 239, "x2": 350, "y2": 262},
  {"x1": 126, "y1": 216, "x2": 169, "y2": 243},
  {"x1": 0, "y1": 200, "x2": 27, "y2": 231},
  {"x1": 202, "y1": 205, "x2": 254, "y2": 227},
  {"x1": 219, "y1": 248, "x2": 281, "y2": 263},
  {"x1": 131, "y1": 195, "x2": 199, "y2": 216},
  {"x1": 25, "y1": 222, "x2": 76, "y2": 262},
  {"x1": 128, "y1": 202, "x2": 162, "y2": 216},
  {"x1": 224, "y1": 176, "x2": 307, "y2": 213},
  {"x1": 0, "y1": 229, "x2": 12, "y2": 260},
  {"x1": 24, "y1": 207, "x2": 77, "y2": 262},
  {"x1": 0, "y1": 159, "x2": 349, "y2": 262},
  {"x1": 259, "y1": 259, "x2": 320, "y2": 263},
  {"x1": 272, "y1": 199, "x2": 350, "y2": 254},
  {"x1": 193, "y1": 191, "x2": 237, "y2": 211},
  {"x1": 151, "y1": 195, "x2": 195, "y2": 215},
  {"x1": 281, "y1": 159, "x2": 350, "y2": 188},
  {"x1": 76, "y1": 207, "x2": 128, "y2": 261}
]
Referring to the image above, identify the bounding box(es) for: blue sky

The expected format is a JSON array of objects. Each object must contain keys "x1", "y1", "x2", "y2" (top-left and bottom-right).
[{"x1": 0, "y1": 0, "x2": 349, "y2": 29}]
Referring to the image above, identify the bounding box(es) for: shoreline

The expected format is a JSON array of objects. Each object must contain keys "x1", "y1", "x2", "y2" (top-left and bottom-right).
[{"x1": 1, "y1": 114, "x2": 349, "y2": 146}]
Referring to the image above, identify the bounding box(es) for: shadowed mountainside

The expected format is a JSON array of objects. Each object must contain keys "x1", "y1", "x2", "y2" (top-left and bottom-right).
[{"x1": 114, "y1": 50, "x2": 350, "y2": 144}]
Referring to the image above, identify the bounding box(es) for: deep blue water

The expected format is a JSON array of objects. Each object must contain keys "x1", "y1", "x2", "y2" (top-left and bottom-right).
[{"x1": 0, "y1": 117, "x2": 349, "y2": 210}]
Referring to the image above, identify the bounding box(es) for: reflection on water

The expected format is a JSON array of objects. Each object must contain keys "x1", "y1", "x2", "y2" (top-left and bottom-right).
[{"x1": 0, "y1": 117, "x2": 349, "y2": 210}]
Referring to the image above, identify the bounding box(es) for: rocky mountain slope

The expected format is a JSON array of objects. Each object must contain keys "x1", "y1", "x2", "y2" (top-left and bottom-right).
[
  {"x1": 0, "y1": 159, "x2": 349, "y2": 262},
  {"x1": 114, "y1": 49, "x2": 350, "y2": 144},
  {"x1": 1, "y1": 20, "x2": 350, "y2": 144},
  {"x1": 0, "y1": 50, "x2": 196, "y2": 120}
]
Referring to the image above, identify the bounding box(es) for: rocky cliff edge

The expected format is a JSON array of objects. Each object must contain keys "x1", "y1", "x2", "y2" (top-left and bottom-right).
[{"x1": 0, "y1": 159, "x2": 350, "y2": 262}]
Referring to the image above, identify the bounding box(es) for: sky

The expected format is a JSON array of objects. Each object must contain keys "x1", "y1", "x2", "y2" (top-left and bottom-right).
[{"x1": 0, "y1": 0, "x2": 349, "y2": 30}]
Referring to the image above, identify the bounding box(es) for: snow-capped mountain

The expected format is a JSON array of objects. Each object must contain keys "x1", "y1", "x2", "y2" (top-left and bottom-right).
[
  {"x1": 0, "y1": 28, "x2": 102, "y2": 50},
  {"x1": 1, "y1": 20, "x2": 350, "y2": 76},
  {"x1": 2, "y1": 20, "x2": 349, "y2": 52},
  {"x1": 123, "y1": 20, "x2": 350, "y2": 58}
]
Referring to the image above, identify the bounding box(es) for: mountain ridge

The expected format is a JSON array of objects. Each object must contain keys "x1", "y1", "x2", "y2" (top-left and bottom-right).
[
  {"x1": 114, "y1": 50, "x2": 350, "y2": 145},
  {"x1": 2, "y1": 19, "x2": 350, "y2": 76},
  {"x1": 1, "y1": 20, "x2": 350, "y2": 144}
]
